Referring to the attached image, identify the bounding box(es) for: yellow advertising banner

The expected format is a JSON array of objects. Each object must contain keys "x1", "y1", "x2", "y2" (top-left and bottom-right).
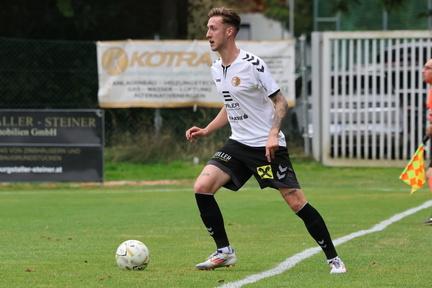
[{"x1": 96, "y1": 40, "x2": 295, "y2": 108}]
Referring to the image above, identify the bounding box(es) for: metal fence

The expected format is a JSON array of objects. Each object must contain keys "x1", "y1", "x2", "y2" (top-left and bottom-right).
[
  {"x1": 0, "y1": 37, "x2": 300, "y2": 164},
  {"x1": 311, "y1": 31, "x2": 432, "y2": 167}
]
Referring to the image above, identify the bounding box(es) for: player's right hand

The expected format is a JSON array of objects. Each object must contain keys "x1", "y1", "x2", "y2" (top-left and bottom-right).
[{"x1": 186, "y1": 126, "x2": 206, "y2": 142}]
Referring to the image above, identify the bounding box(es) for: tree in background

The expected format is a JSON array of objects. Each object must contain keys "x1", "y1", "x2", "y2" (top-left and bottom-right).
[
  {"x1": 1, "y1": 0, "x2": 423, "y2": 41},
  {"x1": 187, "y1": 0, "x2": 263, "y2": 40},
  {"x1": 262, "y1": 0, "x2": 423, "y2": 37},
  {"x1": 0, "y1": 0, "x2": 188, "y2": 40},
  {"x1": 262, "y1": 0, "x2": 312, "y2": 38}
]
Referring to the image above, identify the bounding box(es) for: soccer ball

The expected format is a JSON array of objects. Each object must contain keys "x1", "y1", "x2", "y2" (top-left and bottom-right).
[{"x1": 115, "y1": 240, "x2": 150, "y2": 270}]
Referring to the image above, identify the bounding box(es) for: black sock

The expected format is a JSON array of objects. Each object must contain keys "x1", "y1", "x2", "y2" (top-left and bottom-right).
[
  {"x1": 296, "y1": 203, "x2": 338, "y2": 260},
  {"x1": 195, "y1": 193, "x2": 230, "y2": 248}
]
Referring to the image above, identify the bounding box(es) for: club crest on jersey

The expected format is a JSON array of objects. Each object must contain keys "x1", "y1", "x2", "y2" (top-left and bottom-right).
[
  {"x1": 231, "y1": 76, "x2": 241, "y2": 87},
  {"x1": 257, "y1": 165, "x2": 273, "y2": 179}
]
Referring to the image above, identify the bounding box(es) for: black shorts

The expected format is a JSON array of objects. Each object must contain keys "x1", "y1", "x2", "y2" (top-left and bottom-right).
[{"x1": 207, "y1": 139, "x2": 301, "y2": 191}]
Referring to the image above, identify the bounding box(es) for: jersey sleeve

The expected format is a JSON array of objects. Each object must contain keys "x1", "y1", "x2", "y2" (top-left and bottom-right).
[{"x1": 253, "y1": 57, "x2": 280, "y2": 97}]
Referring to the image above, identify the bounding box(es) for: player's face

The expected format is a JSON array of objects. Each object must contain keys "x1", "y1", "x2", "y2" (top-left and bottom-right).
[
  {"x1": 206, "y1": 16, "x2": 228, "y2": 52},
  {"x1": 422, "y1": 59, "x2": 432, "y2": 84}
]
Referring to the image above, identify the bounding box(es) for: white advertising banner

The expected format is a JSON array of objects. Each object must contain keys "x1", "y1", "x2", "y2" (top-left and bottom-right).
[{"x1": 96, "y1": 40, "x2": 295, "y2": 108}]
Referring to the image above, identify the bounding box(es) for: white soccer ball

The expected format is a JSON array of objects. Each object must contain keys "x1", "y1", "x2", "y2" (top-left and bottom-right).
[{"x1": 115, "y1": 240, "x2": 150, "y2": 270}]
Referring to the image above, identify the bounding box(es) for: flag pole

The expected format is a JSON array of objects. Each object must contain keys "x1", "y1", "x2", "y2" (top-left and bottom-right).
[{"x1": 422, "y1": 134, "x2": 429, "y2": 145}]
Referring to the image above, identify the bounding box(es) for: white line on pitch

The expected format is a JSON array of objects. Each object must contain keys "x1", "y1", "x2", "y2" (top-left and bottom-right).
[{"x1": 216, "y1": 200, "x2": 432, "y2": 288}]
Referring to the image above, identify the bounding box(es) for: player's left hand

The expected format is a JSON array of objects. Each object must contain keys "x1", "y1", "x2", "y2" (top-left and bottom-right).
[{"x1": 265, "y1": 133, "x2": 279, "y2": 162}]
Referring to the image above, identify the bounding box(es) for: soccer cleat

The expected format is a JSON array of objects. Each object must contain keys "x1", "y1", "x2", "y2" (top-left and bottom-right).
[
  {"x1": 195, "y1": 249, "x2": 237, "y2": 270},
  {"x1": 328, "y1": 256, "x2": 346, "y2": 274},
  {"x1": 421, "y1": 218, "x2": 432, "y2": 225}
]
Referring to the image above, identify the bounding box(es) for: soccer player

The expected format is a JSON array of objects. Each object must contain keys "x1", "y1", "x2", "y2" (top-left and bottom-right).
[
  {"x1": 421, "y1": 58, "x2": 432, "y2": 225},
  {"x1": 185, "y1": 7, "x2": 346, "y2": 274}
]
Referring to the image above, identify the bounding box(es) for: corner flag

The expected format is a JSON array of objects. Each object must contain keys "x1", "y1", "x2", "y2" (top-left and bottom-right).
[{"x1": 399, "y1": 135, "x2": 429, "y2": 194}]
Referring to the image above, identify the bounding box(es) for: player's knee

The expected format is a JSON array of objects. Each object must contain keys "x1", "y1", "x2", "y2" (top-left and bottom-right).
[
  {"x1": 193, "y1": 181, "x2": 215, "y2": 195},
  {"x1": 280, "y1": 189, "x2": 307, "y2": 212},
  {"x1": 290, "y1": 202, "x2": 306, "y2": 213}
]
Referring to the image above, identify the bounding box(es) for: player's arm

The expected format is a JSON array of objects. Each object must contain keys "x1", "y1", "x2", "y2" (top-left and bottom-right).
[
  {"x1": 427, "y1": 124, "x2": 432, "y2": 139},
  {"x1": 270, "y1": 90, "x2": 288, "y2": 132},
  {"x1": 186, "y1": 106, "x2": 228, "y2": 142},
  {"x1": 266, "y1": 90, "x2": 288, "y2": 161}
]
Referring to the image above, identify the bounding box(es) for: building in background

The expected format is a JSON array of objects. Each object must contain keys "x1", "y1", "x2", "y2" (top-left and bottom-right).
[{"x1": 238, "y1": 13, "x2": 290, "y2": 40}]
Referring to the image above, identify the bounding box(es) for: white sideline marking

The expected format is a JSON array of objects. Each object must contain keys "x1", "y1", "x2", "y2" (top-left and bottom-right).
[{"x1": 217, "y1": 200, "x2": 432, "y2": 288}]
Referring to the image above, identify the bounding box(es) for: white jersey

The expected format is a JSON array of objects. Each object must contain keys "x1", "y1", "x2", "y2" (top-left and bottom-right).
[{"x1": 210, "y1": 49, "x2": 286, "y2": 147}]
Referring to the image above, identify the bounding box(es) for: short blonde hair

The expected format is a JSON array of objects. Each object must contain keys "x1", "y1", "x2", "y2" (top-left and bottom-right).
[{"x1": 208, "y1": 7, "x2": 241, "y2": 35}]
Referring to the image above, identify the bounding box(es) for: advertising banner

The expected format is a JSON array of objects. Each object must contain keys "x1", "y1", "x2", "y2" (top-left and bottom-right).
[
  {"x1": 96, "y1": 40, "x2": 295, "y2": 108},
  {"x1": 0, "y1": 110, "x2": 104, "y2": 182}
]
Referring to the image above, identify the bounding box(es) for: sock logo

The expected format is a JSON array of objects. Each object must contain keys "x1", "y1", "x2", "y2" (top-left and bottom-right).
[
  {"x1": 318, "y1": 239, "x2": 327, "y2": 248},
  {"x1": 207, "y1": 227, "x2": 214, "y2": 236}
]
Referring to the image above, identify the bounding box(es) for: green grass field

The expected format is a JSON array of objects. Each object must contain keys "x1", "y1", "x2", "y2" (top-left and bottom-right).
[{"x1": 1, "y1": 160, "x2": 431, "y2": 287}]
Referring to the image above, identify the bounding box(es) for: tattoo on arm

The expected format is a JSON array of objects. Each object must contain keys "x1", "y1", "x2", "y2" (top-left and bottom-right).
[
  {"x1": 282, "y1": 189, "x2": 297, "y2": 198},
  {"x1": 201, "y1": 173, "x2": 210, "y2": 176},
  {"x1": 270, "y1": 91, "x2": 288, "y2": 131}
]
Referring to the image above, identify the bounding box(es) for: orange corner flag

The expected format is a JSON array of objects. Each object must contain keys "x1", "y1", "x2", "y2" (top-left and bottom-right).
[{"x1": 399, "y1": 143, "x2": 426, "y2": 194}]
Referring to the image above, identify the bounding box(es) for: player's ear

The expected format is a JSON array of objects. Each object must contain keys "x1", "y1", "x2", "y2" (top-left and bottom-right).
[{"x1": 227, "y1": 26, "x2": 234, "y2": 36}]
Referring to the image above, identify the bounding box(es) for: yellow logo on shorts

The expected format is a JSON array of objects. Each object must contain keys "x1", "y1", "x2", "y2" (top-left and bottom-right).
[{"x1": 257, "y1": 165, "x2": 273, "y2": 179}]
